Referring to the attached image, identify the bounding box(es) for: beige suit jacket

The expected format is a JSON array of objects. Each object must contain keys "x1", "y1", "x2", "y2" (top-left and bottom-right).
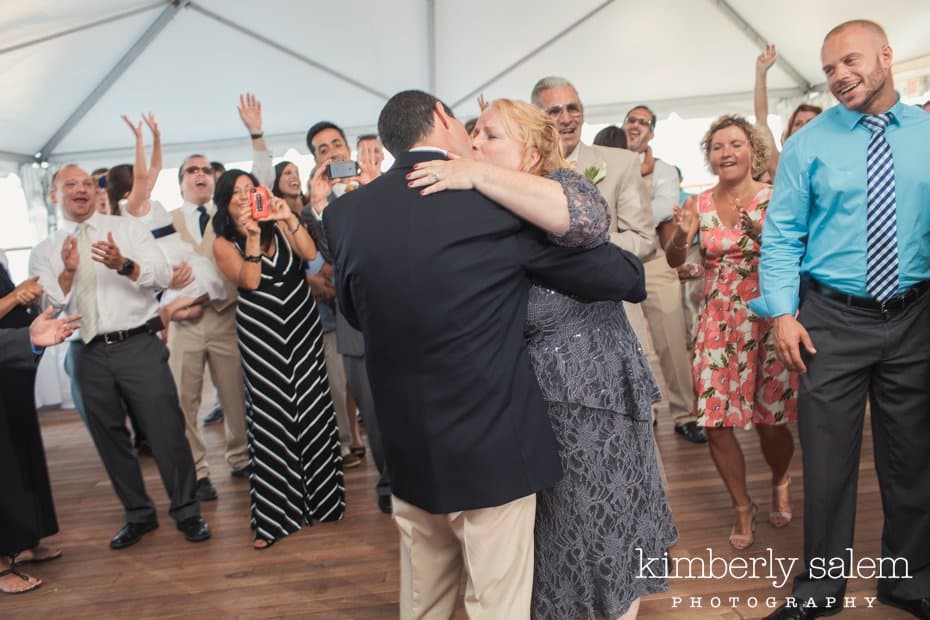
[
  {"x1": 171, "y1": 210, "x2": 238, "y2": 311},
  {"x1": 576, "y1": 142, "x2": 656, "y2": 261}
]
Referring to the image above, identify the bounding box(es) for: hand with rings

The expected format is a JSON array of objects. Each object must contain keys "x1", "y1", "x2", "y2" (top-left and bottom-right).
[{"x1": 406, "y1": 155, "x2": 488, "y2": 196}]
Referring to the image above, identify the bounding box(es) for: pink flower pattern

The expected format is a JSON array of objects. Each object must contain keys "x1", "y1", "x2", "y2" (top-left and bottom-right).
[{"x1": 692, "y1": 187, "x2": 798, "y2": 428}]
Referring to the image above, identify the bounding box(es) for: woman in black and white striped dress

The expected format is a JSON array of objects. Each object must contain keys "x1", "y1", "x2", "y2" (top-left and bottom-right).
[{"x1": 212, "y1": 170, "x2": 344, "y2": 548}]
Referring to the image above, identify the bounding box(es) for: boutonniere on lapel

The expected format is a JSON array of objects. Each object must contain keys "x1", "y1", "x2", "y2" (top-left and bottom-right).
[{"x1": 584, "y1": 161, "x2": 607, "y2": 185}]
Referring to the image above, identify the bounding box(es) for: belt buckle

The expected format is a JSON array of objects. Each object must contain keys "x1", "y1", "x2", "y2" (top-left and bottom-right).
[{"x1": 103, "y1": 331, "x2": 124, "y2": 345}]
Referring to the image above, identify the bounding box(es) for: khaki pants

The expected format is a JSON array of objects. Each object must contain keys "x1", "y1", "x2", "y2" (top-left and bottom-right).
[
  {"x1": 641, "y1": 255, "x2": 696, "y2": 424},
  {"x1": 393, "y1": 494, "x2": 536, "y2": 620},
  {"x1": 167, "y1": 305, "x2": 248, "y2": 479},
  {"x1": 322, "y1": 331, "x2": 351, "y2": 451}
]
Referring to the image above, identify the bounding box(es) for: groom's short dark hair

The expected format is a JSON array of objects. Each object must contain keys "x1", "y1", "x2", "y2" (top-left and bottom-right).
[{"x1": 378, "y1": 90, "x2": 455, "y2": 155}]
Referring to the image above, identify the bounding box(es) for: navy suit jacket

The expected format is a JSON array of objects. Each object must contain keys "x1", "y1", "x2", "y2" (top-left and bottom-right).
[{"x1": 324, "y1": 150, "x2": 645, "y2": 513}]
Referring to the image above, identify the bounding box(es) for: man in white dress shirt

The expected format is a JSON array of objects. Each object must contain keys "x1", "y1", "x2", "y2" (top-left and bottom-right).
[
  {"x1": 622, "y1": 105, "x2": 705, "y2": 443},
  {"x1": 29, "y1": 164, "x2": 210, "y2": 548}
]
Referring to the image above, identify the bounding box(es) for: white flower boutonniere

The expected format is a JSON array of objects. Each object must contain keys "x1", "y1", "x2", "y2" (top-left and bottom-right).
[{"x1": 584, "y1": 161, "x2": 607, "y2": 185}]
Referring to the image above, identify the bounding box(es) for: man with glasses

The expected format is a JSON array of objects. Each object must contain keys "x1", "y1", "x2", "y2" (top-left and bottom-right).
[
  {"x1": 531, "y1": 77, "x2": 656, "y2": 262},
  {"x1": 531, "y1": 78, "x2": 659, "y2": 423},
  {"x1": 165, "y1": 155, "x2": 250, "y2": 502},
  {"x1": 622, "y1": 105, "x2": 705, "y2": 444}
]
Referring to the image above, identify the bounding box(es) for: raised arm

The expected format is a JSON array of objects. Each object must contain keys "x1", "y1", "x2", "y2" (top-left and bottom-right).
[
  {"x1": 268, "y1": 197, "x2": 317, "y2": 261},
  {"x1": 754, "y1": 44, "x2": 781, "y2": 180},
  {"x1": 213, "y1": 225, "x2": 261, "y2": 292},
  {"x1": 143, "y1": 113, "x2": 162, "y2": 195},
  {"x1": 239, "y1": 93, "x2": 274, "y2": 187},
  {"x1": 121, "y1": 115, "x2": 151, "y2": 217},
  {"x1": 664, "y1": 195, "x2": 699, "y2": 268}
]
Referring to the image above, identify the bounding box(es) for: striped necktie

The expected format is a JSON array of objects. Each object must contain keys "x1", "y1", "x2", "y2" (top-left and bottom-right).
[
  {"x1": 74, "y1": 222, "x2": 100, "y2": 343},
  {"x1": 861, "y1": 113, "x2": 898, "y2": 302}
]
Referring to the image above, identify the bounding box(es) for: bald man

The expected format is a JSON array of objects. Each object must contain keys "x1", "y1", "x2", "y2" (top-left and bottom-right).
[{"x1": 757, "y1": 20, "x2": 930, "y2": 620}]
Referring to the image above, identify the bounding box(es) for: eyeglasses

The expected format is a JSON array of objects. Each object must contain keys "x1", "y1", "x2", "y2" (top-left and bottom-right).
[
  {"x1": 624, "y1": 116, "x2": 654, "y2": 129},
  {"x1": 184, "y1": 166, "x2": 213, "y2": 176},
  {"x1": 544, "y1": 102, "x2": 584, "y2": 118}
]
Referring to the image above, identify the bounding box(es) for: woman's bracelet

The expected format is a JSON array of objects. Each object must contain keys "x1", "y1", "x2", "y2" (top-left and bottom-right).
[
  {"x1": 243, "y1": 254, "x2": 262, "y2": 263},
  {"x1": 287, "y1": 221, "x2": 301, "y2": 235}
]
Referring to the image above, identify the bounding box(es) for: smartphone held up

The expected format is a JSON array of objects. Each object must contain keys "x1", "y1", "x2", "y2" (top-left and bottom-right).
[{"x1": 249, "y1": 186, "x2": 273, "y2": 220}]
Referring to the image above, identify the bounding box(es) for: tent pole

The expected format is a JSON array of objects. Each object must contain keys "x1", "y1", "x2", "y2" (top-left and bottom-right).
[
  {"x1": 0, "y1": 2, "x2": 165, "y2": 56},
  {"x1": 190, "y1": 4, "x2": 389, "y2": 101},
  {"x1": 709, "y1": 0, "x2": 812, "y2": 92},
  {"x1": 36, "y1": 1, "x2": 187, "y2": 160},
  {"x1": 449, "y1": 0, "x2": 615, "y2": 109}
]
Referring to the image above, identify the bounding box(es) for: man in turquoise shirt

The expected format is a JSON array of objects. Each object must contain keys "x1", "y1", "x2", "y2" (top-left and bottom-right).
[{"x1": 759, "y1": 20, "x2": 930, "y2": 620}]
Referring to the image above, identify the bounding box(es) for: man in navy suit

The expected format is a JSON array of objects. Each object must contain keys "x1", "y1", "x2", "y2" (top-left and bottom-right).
[{"x1": 325, "y1": 90, "x2": 646, "y2": 619}]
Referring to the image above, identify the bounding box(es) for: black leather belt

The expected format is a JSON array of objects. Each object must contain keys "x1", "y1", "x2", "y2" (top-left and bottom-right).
[
  {"x1": 89, "y1": 317, "x2": 164, "y2": 345},
  {"x1": 808, "y1": 279, "x2": 930, "y2": 315}
]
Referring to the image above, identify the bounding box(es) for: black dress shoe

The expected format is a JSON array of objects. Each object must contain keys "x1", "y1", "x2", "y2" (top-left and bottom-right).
[
  {"x1": 195, "y1": 477, "x2": 218, "y2": 501},
  {"x1": 674, "y1": 421, "x2": 708, "y2": 444},
  {"x1": 765, "y1": 601, "x2": 841, "y2": 619},
  {"x1": 177, "y1": 516, "x2": 211, "y2": 542},
  {"x1": 203, "y1": 406, "x2": 224, "y2": 425},
  {"x1": 878, "y1": 592, "x2": 930, "y2": 619},
  {"x1": 109, "y1": 520, "x2": 159, "y2": 549},
  {"x1": 378, "y1": 494, "x2": 392, "y2": 514},
  {"x1": 230, "y1": 464, "x2": 253, "y2": 479}
]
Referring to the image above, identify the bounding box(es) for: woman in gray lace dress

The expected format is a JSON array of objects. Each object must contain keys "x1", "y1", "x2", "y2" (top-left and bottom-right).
[{"x1": 409, "y1": 99, "x2": 678, "y2": 620}]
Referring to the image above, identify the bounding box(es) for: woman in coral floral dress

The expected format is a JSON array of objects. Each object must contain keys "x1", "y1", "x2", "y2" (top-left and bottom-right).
[{"x1": 666, "y1": 115, "x2": 797, "y2": 551}]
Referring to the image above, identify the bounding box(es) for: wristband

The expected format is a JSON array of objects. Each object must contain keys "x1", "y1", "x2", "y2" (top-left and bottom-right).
[
  {"x1": 250, "y1": 132, "x2": 264, "y2": 139},
  {"x1": 243, "y1": 254, "x2": 262, "y2": 263}
]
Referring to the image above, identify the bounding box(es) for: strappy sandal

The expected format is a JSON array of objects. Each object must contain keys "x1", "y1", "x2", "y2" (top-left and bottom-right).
[
  {"x1": 729, "y1": 502, "x2": 758, "y2": 550},
  {"x1": 0, "y1": 566, "x2": 42, "y2": 594},
  {"x1": 253, "y1": 538, "x2": 276, "y2": 550},
  {"x1": 770, "y1": 476, "x2": 793, "y2": 528}
]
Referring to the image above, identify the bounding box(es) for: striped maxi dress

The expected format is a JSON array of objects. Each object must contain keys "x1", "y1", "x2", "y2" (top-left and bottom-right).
[{"x1": 234, "y1": 227, "x2": 345, "y2": 544}]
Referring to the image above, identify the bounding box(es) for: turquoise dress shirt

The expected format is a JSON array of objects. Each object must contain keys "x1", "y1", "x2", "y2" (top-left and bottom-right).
[{"x1": 752, "y1": 100, "x2": 930, "y2": 317}]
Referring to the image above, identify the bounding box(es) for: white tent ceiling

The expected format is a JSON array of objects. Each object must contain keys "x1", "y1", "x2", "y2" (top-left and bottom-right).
[{"x1": 2, "y1": 0, "x2": 929, "y2": 170}]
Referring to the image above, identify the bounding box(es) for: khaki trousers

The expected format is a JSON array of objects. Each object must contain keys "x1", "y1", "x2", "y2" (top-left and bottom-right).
[
  {"x1": 641, "y1": 255, "x2": 696, "y2": 424},
  {"x1": 322, "y1": 331, "x2": 351, "y2": 451},
  {"x1": 392, "y1": 494, "x2": 536, "y2": 620},
  {"x1": 167, "y1": 305, "x2": 248, "y2": 478}
]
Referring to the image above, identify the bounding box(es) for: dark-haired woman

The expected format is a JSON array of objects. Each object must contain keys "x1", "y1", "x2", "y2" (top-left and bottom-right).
[
  {"x1": 212, "y1": 170, "x2": 344, "y2": 548},
  {"x1": 0, "y1": 258, "x2": 60, "y2": 594}
]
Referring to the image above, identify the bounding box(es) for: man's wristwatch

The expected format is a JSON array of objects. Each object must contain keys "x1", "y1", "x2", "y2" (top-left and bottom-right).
[{"x1": 117, "y1": 258, "x2": 135, "y2": 276}]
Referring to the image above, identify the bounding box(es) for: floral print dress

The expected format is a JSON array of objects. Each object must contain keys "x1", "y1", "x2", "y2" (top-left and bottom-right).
[{"x1": 692, "y1": 186, "x2": 797, "y2": 428}]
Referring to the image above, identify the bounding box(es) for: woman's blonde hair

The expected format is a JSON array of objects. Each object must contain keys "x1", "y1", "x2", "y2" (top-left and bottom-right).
[
  {"x1": 485, "y1": 98, "x2": 568, "y2": 177},
  {"x1": 700, "y1": 114, "x2": 770, "y2": 181}
]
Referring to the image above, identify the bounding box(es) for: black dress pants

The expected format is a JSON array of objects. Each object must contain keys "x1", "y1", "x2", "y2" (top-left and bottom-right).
[
  {"x1": 73, "y1": 333, "x2": 199, "y2": 524},
  {"x1": 792, "y1": 289, "x2": 930, "y2": 602}
]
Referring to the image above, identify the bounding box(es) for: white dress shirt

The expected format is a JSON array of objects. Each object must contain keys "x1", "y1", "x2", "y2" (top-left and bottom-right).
[
  {"x1": 179, "y1": 200, "x2": 216, "y2": 246},
  {"x1": 29, "y1": 211, "x2": 171, "y2": 333},
  {"x1": 640, "y1": 155, "x2": 680, "y2": 224}
]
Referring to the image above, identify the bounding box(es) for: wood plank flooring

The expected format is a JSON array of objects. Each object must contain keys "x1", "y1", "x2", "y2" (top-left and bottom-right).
[{"x1": 4, "y1": 392, "x2": 910, "y2": 619}]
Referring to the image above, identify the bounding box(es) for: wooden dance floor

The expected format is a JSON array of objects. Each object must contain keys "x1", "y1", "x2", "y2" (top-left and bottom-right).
[{"x1": 6, "y1": 395, "x2": 910, "y2": 619}]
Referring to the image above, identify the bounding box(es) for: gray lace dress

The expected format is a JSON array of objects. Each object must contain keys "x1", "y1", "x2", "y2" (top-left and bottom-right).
[{"x1": 529, "y1": 169, "x2": 679, "y2": 619}]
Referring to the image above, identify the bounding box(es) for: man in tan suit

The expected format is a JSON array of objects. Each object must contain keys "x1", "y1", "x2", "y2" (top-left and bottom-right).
[
  {"x1": 622, "y1": 105, "x2": 705, "y2": 443},
  {"x1": 531, "y1": 77, "x2": 660, "y2": 409},
  {"x1": 531, "y1": 77, "x2": 655, "y2": 262},
  {"x1": 167, "y1": 155, "x2": 249, "y2": 501}
]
